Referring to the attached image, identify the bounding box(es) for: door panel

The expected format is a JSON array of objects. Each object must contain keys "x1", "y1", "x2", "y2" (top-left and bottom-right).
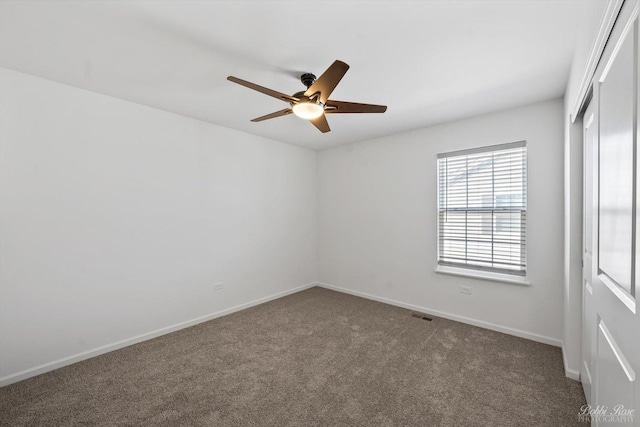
[
  {"x1": 596, "y1": 320, "x2": 636, "y2": 425},
  {"x1": 585, "y1": 1, "x2": 640, "y2": 425},
  {"x1": 583, "y1": 279, "x2": 594, "y2": 401},
  {"x1": 598, "y1": 20, "x2": 635, "y2": 296},
  {"x1": 582, "y1": 100, "x2": 596, "y2": 405}
]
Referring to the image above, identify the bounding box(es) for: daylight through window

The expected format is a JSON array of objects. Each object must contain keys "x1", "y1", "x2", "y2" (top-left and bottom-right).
[{"x1": 437, "y1": 141, "x2": 527, "y2": 276}]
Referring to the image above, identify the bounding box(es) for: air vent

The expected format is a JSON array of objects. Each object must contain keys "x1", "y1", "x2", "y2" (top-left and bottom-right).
[{"x1": 411, "y1": 312, "x2": 433, "y2": 321}]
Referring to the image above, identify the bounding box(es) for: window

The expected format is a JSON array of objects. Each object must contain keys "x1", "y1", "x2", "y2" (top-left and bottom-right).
[{"x1": 437, "y1": 141, "x2": 527, "y2": 276}]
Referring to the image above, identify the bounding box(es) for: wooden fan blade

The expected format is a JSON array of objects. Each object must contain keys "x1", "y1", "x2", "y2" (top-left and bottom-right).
[
  {"x1": 324, "y1": 100, "x2": 387, "y2": 114},
  {"x1": 227, "y1": 76, "x2": 298, "y2": 103},
  {"x1": 303, "y1": 60, "x2": 349, "y2": 104},
  {"x1": 309, "y1": 114, "x2": 331, "y2": 133},
  {"x1": 251, "y1": 108, "x2": 293, "y2": 122}
]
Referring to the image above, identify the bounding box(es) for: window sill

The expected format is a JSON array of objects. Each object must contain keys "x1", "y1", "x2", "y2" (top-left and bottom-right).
[{"x1": 435, "y1": 265, "x2": 531, "y2": 286}]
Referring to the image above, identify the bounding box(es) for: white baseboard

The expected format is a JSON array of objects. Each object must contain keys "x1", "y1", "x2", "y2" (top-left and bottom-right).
[
  {"x1": 562, "y1": 344, "x2": 581, "y2": 381},
  {"x1": 0, "y1": 282, "x2": 317, "y2": 387},
  {"x1": 2, "y1": 281, "x2": 569, "y2": 387},
  {"x1": 317, "y1": 282, "x2": 563, "y2": 348}
]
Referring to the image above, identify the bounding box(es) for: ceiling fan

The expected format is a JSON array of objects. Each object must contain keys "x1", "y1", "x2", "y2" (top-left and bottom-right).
[{"x1": 227, "y1": 60, "x2": 387, "y2": 133}]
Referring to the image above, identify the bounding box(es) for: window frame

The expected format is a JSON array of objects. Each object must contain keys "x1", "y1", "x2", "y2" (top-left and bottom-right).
[{"x1": 436, "y1": 141, "x2": 528, "y2": 281}]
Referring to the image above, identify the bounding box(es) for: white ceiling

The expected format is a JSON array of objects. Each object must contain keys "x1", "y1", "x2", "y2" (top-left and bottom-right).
[{"x1": 0, "y1": 1, "x2": 591, "y2": 150}]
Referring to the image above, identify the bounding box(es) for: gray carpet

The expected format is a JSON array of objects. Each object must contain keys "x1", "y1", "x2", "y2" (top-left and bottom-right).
[{"x1": 0, "y1": 287, "x2": 586, "y2": 426}]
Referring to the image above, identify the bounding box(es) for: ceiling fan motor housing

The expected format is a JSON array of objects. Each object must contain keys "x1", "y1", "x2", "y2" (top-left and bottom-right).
[{"x1": 300, "y1": 73, "x2": 316, "y2": 88}]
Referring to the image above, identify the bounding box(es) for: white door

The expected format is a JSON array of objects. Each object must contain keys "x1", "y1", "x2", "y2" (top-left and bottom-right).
[
  {"x1": 582, "y1": 98, "x2": 596, "y2": 406},
  {"x1": 587, "y1": 0, "x2": 640, "y2": 425}
]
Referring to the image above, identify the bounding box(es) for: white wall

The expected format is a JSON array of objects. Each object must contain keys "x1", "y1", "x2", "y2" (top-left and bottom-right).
[
  {"x1": 318, "y1": 99, "x2": 564, "y2": 345},
  {"x1": 0, "y1": 68, "x2": 317, "y2": 384},
  {"x1": 563, "y1": 0, "x2": 612, "y2": 379}
]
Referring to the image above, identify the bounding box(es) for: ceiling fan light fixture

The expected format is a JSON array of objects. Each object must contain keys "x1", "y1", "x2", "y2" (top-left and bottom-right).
[
  {"x1": 227, "y1": 60, "x2": 387, "y2": 133},
  {"x1": 292, "y1": 101, "x2": 324, "y2": 120}
]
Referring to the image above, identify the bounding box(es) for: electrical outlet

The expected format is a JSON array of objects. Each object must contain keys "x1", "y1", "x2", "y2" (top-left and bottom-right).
[
  {"x1": 459, "y1": 286, "x2": 472, "y2": 295},
  {"x1": 214, "y1": 282, "x2": 224, "y2": 291}
]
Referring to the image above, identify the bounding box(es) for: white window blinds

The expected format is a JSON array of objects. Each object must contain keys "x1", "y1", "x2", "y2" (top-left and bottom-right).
[{"x1": 437, "y1": 141, "x2": 527, "y2": 276}]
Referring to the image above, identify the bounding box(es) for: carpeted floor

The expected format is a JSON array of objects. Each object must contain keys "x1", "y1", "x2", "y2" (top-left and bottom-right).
[{"x1": 0, "y1": 287, "x2": 586, "y2": 426}]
